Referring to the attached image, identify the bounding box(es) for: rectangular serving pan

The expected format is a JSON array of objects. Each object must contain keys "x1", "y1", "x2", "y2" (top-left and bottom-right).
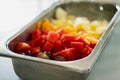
[{"x1": 0, "y1": 0, "x2": 120, "y2": 80}]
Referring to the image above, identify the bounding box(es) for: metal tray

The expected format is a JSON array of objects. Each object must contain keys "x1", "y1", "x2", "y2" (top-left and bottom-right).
[{"x1": 0, "y1": 0, "x2": 120, "y2": 80}]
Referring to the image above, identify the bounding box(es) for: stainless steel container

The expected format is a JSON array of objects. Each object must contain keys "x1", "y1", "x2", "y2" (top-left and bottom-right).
[{"x1": 0, "y1": 0, "x2": 120, "y2": 80}]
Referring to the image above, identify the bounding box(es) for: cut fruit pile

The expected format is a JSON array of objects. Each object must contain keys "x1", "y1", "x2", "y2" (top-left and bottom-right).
[{"x1": 14, "y1": 7, "x2": 108, "y2": 61}]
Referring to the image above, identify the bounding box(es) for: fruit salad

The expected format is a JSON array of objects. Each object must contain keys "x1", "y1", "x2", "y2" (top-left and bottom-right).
[{"x1": 14, "y1": 7, "x2": 108, "y2": 61}]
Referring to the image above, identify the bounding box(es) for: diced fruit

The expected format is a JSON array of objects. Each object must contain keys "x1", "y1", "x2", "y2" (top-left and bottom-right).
[
  {"x1": 61, "y1": 34, "x2": 76, "y2": 42},
  {"x1": 31, "y1": 46, "x2": 41, "y2": 56},
  {"x1": 75, "y1": 52, "x2": 82, "y2": 59},
  {"x1": 9, "y1": 42, "x2": 18, "y2": 52},
  {"x1": 47, "y1": 31, "x2": 60, "y2": 43},
  {"x1": 54, "y1": 40, "x2": 62, "y2": 52},
  {"x1": 55, "y1": 7, "x2": 67, "y2": 20},
  {"x1": 81, "y1": 45, "x2": 92, "y2": 58},
  {"x1": 60, "y1": 48, "x2": 77, "y2": 61},
  {"x1": 28, "y1": 37, "x2": 41, "y2": 47},
  {"x1": 75, "y1": 36, "x2": 90, "y2": 45},
  {"x1": 37, "y1": 53, "x2": 49, "y2": 59},
  {"x1": 41, "y1": 35, "x2": 47, "y2": 47},
  {"x1": 16, "y1": 42, "x2": 31, "y2": 52},
  {"x1": 14, "y1": 10, "x2": 108, "y2": 61},
  {"x1": 36, "y1": 21, "x2": 41, "y2": 29},
  {"x1": 61, "y1": 34, "x2": 76, "y2": 48},
  {"x1": 24, "y1": 50, "x2": 32, "y2": 56},
  {"x1": 85, "y1": 36, "x2": 98, "y2": 44},
  {"x1": 71, "y1": 42, "x2": 84, "y2": 49},
  {"x1": 52, "y1": 19, "x2": 67, "y2": 28},
  {"x1": 53, "y1": 48, "x2": 77, "y2": 61},
  {"x1": 63, "y1": 26, "x2": 77, "y2": 34},
  {"x1": 41, "y1": 30, "x2": 48, "y2": 35},
  {"x1": 28, "y1": 40, "x2": 35, "y2": 47},
  {"x1": 31, "y1": 29, "x2": 41, "y2": 39},
  {"x1": 41, "y1": 19, "x2": 55, "y2": 31},
  {"x1": 57, "y1": 28, "x2": 64, "y2": 36},
  {"x1": 42, "y1": 41, "x2": 54, "y2": 52},
  {"x1": 90, "y1": 43, "x2": 96, "y2": 48}
]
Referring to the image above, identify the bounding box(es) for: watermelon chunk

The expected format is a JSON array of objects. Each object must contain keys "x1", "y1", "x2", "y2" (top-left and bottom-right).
[
  {"x1": 53, "y1": 48, "x2": 77, "y2": 61},
  {"x1": 47, "y1": 31, "x2": 60, "y2": 43},
  {"x1": 42, "y1": 41, "x2": 54, "y2": 52}
]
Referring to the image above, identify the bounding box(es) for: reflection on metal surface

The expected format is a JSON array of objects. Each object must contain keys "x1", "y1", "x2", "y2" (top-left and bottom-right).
[{"x1": 99, "y1": 5, "x2": 104, "y2": 11}]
